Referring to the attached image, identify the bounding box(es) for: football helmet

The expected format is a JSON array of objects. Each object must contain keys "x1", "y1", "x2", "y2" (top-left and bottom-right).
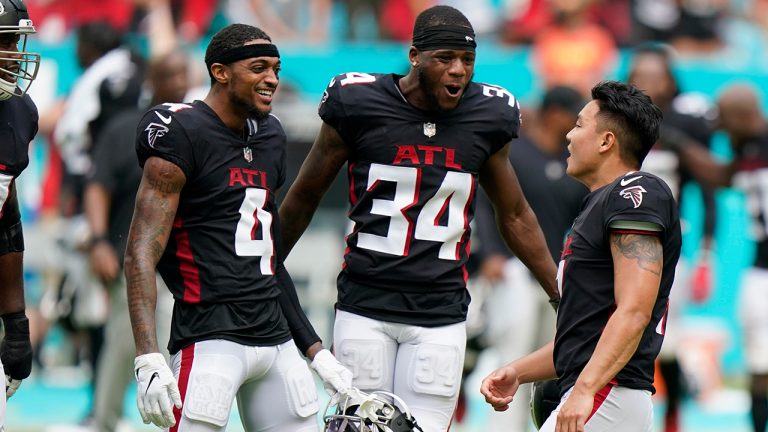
[
  {"x1": 530, "y1": 379, "x2": 561, "y2": 428},
  {"x1": 323, "y1": 388, "x2": 423, "y2": 432},
  {"x1": 0, "y1": 0, "x2": 39, "y2": 100}
]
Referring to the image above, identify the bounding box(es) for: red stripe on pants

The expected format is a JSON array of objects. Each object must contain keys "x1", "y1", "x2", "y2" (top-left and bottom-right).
[
  {"x1": 170, "y1": 344, "x2": 195, "y2": 432},
  {"x1": 587, "y1": 382, "x2": 614, "y2": 423}
]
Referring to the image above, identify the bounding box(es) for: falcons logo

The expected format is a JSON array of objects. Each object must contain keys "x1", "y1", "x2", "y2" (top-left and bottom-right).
[
  {"x1": 144, "y1": 122, "x2": 169, "y2": 148},
  {"x1": 620, "y1": 185, "x2": 647, "y2": 208}
]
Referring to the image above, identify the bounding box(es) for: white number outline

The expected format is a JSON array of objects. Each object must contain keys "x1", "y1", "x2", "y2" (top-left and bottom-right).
[
  {"x1": 234, "y1": 188, "x2": 274, "y2": 275},
  {"x1": 482, "y1": 84, "x2": 517, "y2": 108},
  {"x1": 339, "y1": 72, "x2": 376, "y2": 87}
]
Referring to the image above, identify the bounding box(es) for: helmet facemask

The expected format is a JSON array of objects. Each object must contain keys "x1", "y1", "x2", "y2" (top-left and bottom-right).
[
  {"x1": 0, "y1": 17, "x2": 39, "y2": 101},
  {"x1": 323, "y1": 389, "x2": 423, "y2": 432}
]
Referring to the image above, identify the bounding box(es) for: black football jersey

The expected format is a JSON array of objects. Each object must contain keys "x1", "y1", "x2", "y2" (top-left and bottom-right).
[
  {"x1": 732, "y1": 135, "x2": 768, "y2": 268},
  {"x1": 0, "y1": 95, "x2": 38, "y2": 223},
  {"x1": 554, "y1": 172, "x2": 681, "y2": 395},
  {"x1": 136, "y1": 101, "x2": 290, "y2": 353},
  {"x1": 319, "y1": 72, "x2": 521, "y2": 326}
]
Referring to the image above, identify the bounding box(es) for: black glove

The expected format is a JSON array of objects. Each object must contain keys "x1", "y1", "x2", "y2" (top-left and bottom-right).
[{"x1": 1, "y1": 311, "x2": 32, "y2": 398}]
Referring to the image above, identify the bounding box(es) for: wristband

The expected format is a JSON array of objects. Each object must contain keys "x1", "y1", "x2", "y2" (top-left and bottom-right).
[{"x1": 1, "y1": 311, "x2": 29, "y2": 339}]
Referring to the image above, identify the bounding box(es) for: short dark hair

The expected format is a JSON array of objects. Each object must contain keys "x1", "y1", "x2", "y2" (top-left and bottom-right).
[
  {"x1": 204, "y1": 24, "x2": 271, "y2": 83},
  {"x1": 591, "y1": 81, "x2": 663, "y2": 167},
  {"x1": 413, "y1": 5, "x2": 473, "y2": 35}
]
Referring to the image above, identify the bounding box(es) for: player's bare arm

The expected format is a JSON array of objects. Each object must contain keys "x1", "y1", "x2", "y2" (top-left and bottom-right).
[
  {"x1": 125, "y1": 156, "x2": 185, "y2": 355},
  {"x1": 481, "y1": 340, "x2": 556, "y2": 411},
  {"x1": 0, "y1": 185, "x2": 24, "y2": 314},
  {"x1": 0, "y1": 252, "x2": 23, "y2": 314},
  {"x1": 479, "y1": 143, "x2": 559, "y2": 300},
  {"x1": 572, "y1": 231, "x2": 662, "y2": 396},
  {"x1": 278, "y1": 121, "x2": 350, "y2": 258}
]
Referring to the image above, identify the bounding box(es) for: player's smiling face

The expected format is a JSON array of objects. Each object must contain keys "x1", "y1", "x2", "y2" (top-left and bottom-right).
[
  {"x1": 565, "y1": 100, "x2": 603, "y2": 181},
  {"x1": 227, "y1": 40, "x2": 280, "y2": 119},
  {"x1": 416, "y1": 48, "x2": 475, "y2": 111}
]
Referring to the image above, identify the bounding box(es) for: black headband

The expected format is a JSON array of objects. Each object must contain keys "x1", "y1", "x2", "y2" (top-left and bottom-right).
[
  {"x1": 412, "y1": 25, "x2": 476, "y2": 52},
  {"x1": 205, "y1": 44, "x2": 280, "y2": 70}
]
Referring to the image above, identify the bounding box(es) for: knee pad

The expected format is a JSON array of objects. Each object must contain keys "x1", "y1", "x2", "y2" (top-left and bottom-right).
[
  {"x1": 337, "y1": 338, "x2": 388, "y2": 390},
  {"x1": 408, "y1": 343, "x2": 461, "y2": 398}
]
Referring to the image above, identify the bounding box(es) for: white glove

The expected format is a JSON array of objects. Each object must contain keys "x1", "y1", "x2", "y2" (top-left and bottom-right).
[
  {"x1": 5, "y1": 376, "x2": 20, "y2": 399},
  {"x1": 134, "y1": 353, "x2": 182, "y2": 428},
  {"x1": 310, "y1": 349, "x2": 353, "y2": 397}
]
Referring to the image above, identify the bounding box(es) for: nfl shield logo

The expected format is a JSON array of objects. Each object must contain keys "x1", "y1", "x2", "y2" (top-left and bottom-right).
[
  {"x1": 243, "y1": 147, "x2": 253, "y2": 163},
  {"x1": 423, "y1": 122, "x2": 436, "y2": 138}
]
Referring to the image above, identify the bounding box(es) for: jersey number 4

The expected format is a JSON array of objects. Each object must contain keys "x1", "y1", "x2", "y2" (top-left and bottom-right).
[
  {"x1": 356, "y1": 163, "x2": 473, "y2": 260},
  {"x1": 234, "y1": 188, "x2": 274, "y2": 275}
]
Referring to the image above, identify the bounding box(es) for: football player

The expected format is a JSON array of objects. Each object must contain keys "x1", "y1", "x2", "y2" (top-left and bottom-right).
[
  {"x1": 0, "y1": 0, "x2": 39, "y2": 428},
  {"x1": 278, "y1": 5, "x2": 559, "y2": 431},
  {"x1": 124, "y1": 24, "x2": 351, "y2": 431},
  {"x1": 482, "y1": 81, "x2": 682, "y2": 432}
]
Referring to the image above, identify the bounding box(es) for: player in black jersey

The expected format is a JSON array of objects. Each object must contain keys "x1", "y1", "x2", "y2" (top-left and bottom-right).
[
  {"x1": 278, "y1": 6, "x2": 558, "y2": 431},
  {"x1": 0, "y1": 0, "x2": 39, "y2": 427},
  {"x1": 124, "y1": 24, "x2": 350, "y2": 431},
  {"x1": 482, "y1": 81, "x2": 681, "y2": 432}
]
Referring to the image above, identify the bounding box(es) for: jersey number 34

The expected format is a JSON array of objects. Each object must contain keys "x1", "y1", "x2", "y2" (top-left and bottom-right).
[{"x1": 357, "y1": 163, "x2": 473, "y2": 260}]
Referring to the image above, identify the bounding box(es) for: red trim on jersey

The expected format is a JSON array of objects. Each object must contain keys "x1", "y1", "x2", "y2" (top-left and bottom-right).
[
  {"x1": 348, "y1": 163, "x2": 357, "y2": 206},
  {"x1": 171, "y1": 344, "x2": 195, "y2": 432},
  {"x1": 401, "y1": 168, "x2": 422, "y2": 256},
  {"x1": 173, "y1": 217, "x2": 202, "y2": 303},
  {"x1": 657, "y1": 299, "x2": 669, "y2": 335},
  {"x1": 434, "y1": 192, "x2": 453, "y2": 225},
  {"x1": 561, "y1": 234, "x2": 574, "y2": 259},
  {"x1": 341, "y1": 246, "x2": 351, "y2": 270},
  {"x1": 456, "y1": 176, "x2": 476, "y2": 260},
  {"x1": 610, "y1": 229, "x2": 661, "y2": 236},
  {"x1": 586, "y1": 382, "x2": 614, "y2": 423},
  {"x1": 0, "y1": 163, "x2": 5, "y2": 170}
]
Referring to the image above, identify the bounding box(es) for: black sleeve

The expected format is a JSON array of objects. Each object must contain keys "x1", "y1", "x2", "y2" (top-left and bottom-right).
[
  {"x1": 605, "y1": 176, "x2": 673, "y2": 231},
  {"x1": 318, "y1": 73, "x2": 350, "y2": 139},
  {"x1": 135, "y1": 108, "x2": 195, "y2": 178},
  {"x1": 272, "y1": 211, "x2": 321, "y2": 355},
  {"x1": 498, "y1": 88, "x2": 522, "y2": 145},
  {"x1": 482, "y1": 83, "x2": 522, "y2": 152},
  {"x1": 275, "y1": 263, "x2": 321, "y2": 355}
]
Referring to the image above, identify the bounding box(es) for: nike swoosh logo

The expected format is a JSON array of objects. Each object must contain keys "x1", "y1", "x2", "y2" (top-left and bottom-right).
[
  {"x1": 620, "y1": 175, "x2": 643, "y2": 186},
  {"x1": 145, "y1": 372, "x2": 160, "y2": 395},
  {"x1": 155, "y1": 111, "x2": 172, "y2": 125}
]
